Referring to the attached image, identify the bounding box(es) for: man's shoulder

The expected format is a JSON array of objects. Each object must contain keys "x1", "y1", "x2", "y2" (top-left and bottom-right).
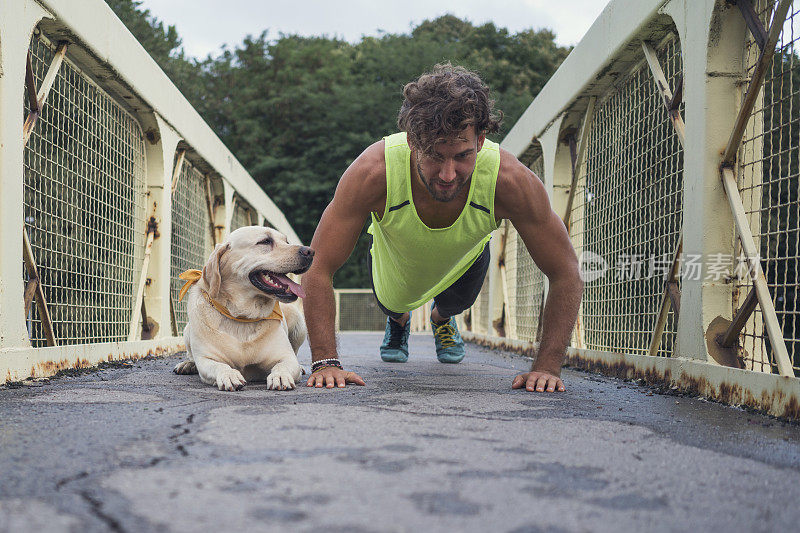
[
  {"x1": 333, "y1": 140, "x2": 387, "y2": 214},
  {"x1": 357, "y1": 139, "x2": 388, "y2": 185},
  {"x1": 494, "y1": 147, "x2": 547, "y2": 220},
  {"x1": 496, "y1": 147, "x2": 536, "y2": 189}
]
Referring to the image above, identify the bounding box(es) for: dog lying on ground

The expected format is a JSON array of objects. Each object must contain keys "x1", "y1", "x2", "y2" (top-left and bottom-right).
[{"x1": 173, "y1": 226, "x2": 313, "y2": 391}]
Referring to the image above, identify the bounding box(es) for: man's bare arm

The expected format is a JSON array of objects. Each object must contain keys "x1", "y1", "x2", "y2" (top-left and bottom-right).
[
  {"x1": 495, "y1": 149, "x2": 583, "y2": 392},
  {"x1": 301, "y1": 141, "x2": 387, "y2": 388}
]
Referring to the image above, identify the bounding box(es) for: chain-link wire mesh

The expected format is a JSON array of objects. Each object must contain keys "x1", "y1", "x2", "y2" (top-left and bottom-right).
[
  {"x1": 230, "y1": 196, "x2": 253, "y2": 232},
  {"x1": 170, "y1": 157, "x2": 214, "y2": 334},
  {"x1": 336, "y1": 290, "x2": 388, "y2": 331},
  {"x1": 513, "y1": 155, "x2": 547, "y2": 342},
  {"x1": 569, "y1": 34, "x2": 684, "y2": 357},
  {"x1": 738, "y1": 0, "x2": 800, "y2": 374},
  {"x1": 23, "y1": 32, "x2": 147, "y2": 346}
]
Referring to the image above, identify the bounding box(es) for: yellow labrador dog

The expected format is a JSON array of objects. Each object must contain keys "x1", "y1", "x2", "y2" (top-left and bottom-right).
[{"x1": 173, "y1": 226, "x2": 313, "y2": 391}]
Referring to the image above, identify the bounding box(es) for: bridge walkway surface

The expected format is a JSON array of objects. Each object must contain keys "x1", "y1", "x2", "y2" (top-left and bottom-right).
[{"x1": 1, "y1": 332, "x2": 799, "y2": 532}]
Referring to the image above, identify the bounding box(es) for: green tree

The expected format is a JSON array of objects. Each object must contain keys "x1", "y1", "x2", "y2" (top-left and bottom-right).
[{"x1": 104, "y1": 4, "x2": 570, "y2": 287}]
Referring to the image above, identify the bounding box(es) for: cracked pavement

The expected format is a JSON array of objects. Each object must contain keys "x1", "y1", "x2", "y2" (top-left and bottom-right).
[{"x1": 1, "y1": 332, "x2": 800, "y2": 532}]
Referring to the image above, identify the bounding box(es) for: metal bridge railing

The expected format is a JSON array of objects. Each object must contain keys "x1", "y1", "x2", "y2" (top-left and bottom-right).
[
  {"x1": 334, "y1": 289, "x2": 388, "y2": 332},
  {"x1": 738, "y1": 0, "x2": 800, "y2": 374},
  {"x1": 169, "y1": 156, "x2": 215, "y2": 334},
  {"x1": 459, "y1": 0, "x2": 800, "y2": 418},
  {"x1": 573, "y1": 34, "x2": 684, "y2": 358},
  {"x1": 1, "y1": 0, "x2": 300, "y2": 381},
  {"x1": 230, "y1": 196, "x2": 257, "y2": 233},
  {"x1": 24, "y1": 32, "x2": 148, "y2": 347}
]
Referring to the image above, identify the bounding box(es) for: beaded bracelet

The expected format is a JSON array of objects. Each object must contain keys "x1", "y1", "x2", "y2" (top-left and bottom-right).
[{"x1": 311, "y1": 358, "x2": 343, "y2": 373}]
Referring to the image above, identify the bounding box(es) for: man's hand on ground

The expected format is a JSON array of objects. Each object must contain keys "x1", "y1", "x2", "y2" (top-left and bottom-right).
[
  {"x1": 306, "y1": 367, "x2": 366, "y2": 389},
  {"x1": 512, "y1": 370, "x2": 565, "y2": 393}
]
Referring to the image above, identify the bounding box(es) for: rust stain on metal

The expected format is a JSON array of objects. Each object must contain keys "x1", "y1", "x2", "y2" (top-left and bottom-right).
[
  {"x1": 705, "y1": 316, "x2": 746, "y2": 369},
  {"x1": 563, "y1": 353, "x2": 673, "y2": 388},
  {"x1": 5, "y1": 343, "x2": 184, "y2": 384},
  {"x1": 469, "y1": 336, "x2": 536, "y2": 358},
  {"x1": 567, "y1": 355, "x2": 799, "y2": 419},
  {"x1": 783, "y1": 395, "x2": 800, "y2": 420},
  {"x1": 147, "y1": 216, "x2": 160, "y2": 239},
  {"x1": 34, "y1": 358, "x2": 92, "y2": 377},
  {"x1": 468, "y1": 334, "x2": 800, "y2": 420}
]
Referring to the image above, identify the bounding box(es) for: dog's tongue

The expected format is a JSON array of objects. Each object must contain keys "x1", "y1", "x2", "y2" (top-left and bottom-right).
[{"x1": 273, "y1": 274, "x2": 305, "y2": 299}]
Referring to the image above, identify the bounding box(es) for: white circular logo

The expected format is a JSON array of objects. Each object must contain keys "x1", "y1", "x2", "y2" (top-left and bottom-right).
[{"x1": 579, "y1": 251, "x2": 608, "y2": 283}]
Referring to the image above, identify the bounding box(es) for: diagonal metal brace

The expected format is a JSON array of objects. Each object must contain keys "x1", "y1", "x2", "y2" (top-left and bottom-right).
[
  {"x1": 170, "y1": 149, "x2": 187, "y2": 197},
  {"x1": 735, "y1": 0, "x2": 769, "y2": 52},
  {"x1": 25, "y1": 52, "x2": 39, "y2": 114},
  {"x1": 205, "y1": 174, "x2": 218, "y2": 245},
  {"x1": 642, "y1": 41, "x2": 686, "y2": 146},
  {"x1": 718, "y1": 287, "x2": 758, "y2": 348},
  {"x1": 641, "y1": 40, "x2": 687, "y2": 357},
  {"x1": 648, "y1": 231, "x2": 683, "y2": 357},
  {"x1": 563, "y1": 95, "x2": 597, "y2": 229},
  {"x1": 669, "y1": 75, "x2": 683, "y2": 113},
  {"x1": 723, "y1": 0, "x2": 792, "y2": 166},
  {"x1": 23, "y1": 228, "x2": 57, "y2": 346},
  {"x1": 721, "y1": 168, "x2": 793, "y2": 376},
  {"x1": 23, "y1": 43, "x2": 68, "y2": 145}
]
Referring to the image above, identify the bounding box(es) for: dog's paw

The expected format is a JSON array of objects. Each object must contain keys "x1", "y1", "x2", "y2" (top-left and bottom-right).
[
  {"x1": 216, "y1": 368, "x2": 246, "y2": 391},
  {"x1": 173, "y1": 361, "x2": 198, "y2": 374},
  {"x1": 267, "y1": 370, "x2": 296, "y2": 391}
]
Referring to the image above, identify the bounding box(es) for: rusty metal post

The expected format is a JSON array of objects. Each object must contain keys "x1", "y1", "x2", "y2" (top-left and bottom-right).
[
  {"x1": 708, "y1": 0, "x2": 794, "y2": 376},
  {"x1": 127, "y1": 217, "x2": 157, "y2": 342},
  {"x1": 19, "y1": 42, "x2": 69, "y2": 347},
  {"x1": 540, "y1": 115, "x2": 586, "y2": 348},
  {"x1": 142, "y1": 114, "x2": 182, "y2": 340},
  {"x1": 488, "y1": 223, "x2": 508, "y2": 337},
  {"x1": 1, "y1": 1, "x2": 49, "y2": 350},
  {"x1": 660, "y1": 0, "x2": 743, "y2": 362}
]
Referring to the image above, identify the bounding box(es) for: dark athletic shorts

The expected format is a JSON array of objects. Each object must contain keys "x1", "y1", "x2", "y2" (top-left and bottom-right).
[{"x1": 368, "y1": 239, "x2": 491, "y2": 320}]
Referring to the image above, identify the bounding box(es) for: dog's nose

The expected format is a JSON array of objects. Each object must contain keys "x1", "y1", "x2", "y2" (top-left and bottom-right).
[{"x1": 298, "y1": 246, "x2": 315, "y2": 258}]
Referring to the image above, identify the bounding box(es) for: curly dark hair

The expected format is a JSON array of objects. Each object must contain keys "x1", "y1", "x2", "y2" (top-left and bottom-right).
[{"x1": 397, "y1": 63, "x2": 502, "y2": 154}]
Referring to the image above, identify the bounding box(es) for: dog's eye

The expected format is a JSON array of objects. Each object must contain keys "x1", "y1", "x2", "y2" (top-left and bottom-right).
[{"x1": 258, "y1": 238, "x2": 273, "y2": 246}]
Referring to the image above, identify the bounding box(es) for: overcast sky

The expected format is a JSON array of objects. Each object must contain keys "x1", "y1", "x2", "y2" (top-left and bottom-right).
[{"x1": 137, "y1": 0, "x2": 611, "y2": 59}]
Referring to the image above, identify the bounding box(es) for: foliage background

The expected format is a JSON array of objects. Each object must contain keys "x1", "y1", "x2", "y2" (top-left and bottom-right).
[{"x1": 105, "y1": 0, "x2": 569, "y2": 287}]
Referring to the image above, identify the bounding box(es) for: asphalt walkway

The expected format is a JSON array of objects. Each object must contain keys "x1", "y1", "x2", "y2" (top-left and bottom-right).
[{"x1": 1, "y1": 332, "x2": 799, "y2": 532}]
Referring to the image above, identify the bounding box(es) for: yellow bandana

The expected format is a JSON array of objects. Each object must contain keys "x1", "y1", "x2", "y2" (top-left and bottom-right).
[{"x1": 178, "y1": 269, "x2": 283, "y2": 323}]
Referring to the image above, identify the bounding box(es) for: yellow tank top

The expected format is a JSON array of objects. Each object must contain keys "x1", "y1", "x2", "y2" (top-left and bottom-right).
[{"x1": 367, "y1": 132, "x2": 501, "y2": 313}]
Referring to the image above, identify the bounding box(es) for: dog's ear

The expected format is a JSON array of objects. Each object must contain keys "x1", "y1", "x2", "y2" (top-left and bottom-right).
[{"x1": 202, "y1": 243, "x2": 230, "y2": 298}]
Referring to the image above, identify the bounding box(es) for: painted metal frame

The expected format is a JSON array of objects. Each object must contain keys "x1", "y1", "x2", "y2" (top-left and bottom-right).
[
  {"x1": 478, "y1": 0, "x2": 800, "y2": 415},
  {"x1": 0, "y1": 0, "x2": 301, "y2": 382}
]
